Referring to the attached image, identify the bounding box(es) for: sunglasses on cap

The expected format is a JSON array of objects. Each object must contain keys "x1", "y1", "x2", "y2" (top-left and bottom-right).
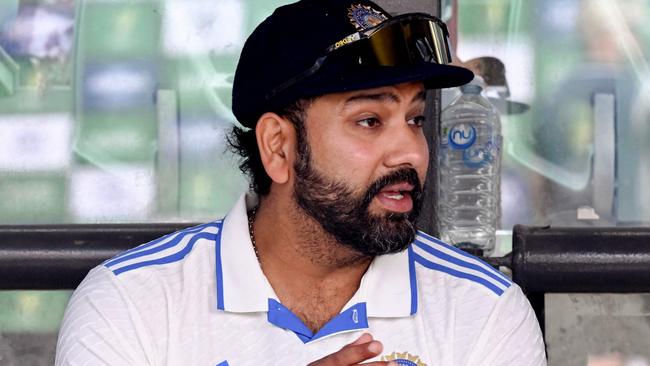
[{"x1": 266, "y1": 13, "x2": 454, "y2": 100}]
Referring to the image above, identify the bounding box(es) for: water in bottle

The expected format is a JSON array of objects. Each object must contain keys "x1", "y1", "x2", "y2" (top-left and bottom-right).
[{"x1": 438, "y1": 77, "x2": 502, "y2": 255}]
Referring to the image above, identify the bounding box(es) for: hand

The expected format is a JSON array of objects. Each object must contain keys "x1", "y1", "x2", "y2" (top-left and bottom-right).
[{"x1": 307, "y1": 333, "x2": 397, "y2": 366}]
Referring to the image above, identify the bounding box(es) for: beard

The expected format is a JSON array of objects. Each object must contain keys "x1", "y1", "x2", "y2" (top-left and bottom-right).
[{"x1": 293, "y1": 144, "x2": 424, "y2": 257}]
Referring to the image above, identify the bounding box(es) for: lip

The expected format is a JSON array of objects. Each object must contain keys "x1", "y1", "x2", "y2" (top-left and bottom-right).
[
  {"x1": 375, "y1": 181, "x2": 415, "y2": 213},
  {"x1": 379, "y1": 182, "x2": 415, "y2": 193}
]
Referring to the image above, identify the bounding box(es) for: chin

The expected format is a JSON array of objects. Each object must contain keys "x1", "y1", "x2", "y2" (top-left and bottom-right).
[{"x1": 352, "y1": 218, "x2": 417, "y2": 256}]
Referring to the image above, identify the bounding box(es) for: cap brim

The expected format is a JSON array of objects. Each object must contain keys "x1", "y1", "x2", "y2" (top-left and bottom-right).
[{"x1": 286, "y1": 62, "x2": 474, "y2": 103}]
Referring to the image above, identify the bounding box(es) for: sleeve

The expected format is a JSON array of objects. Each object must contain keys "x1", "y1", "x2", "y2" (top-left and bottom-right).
[
  {"x1": 55, "y1": 266, "x2": 156, "y2": 366},
  {"x1": 465, "y1": 284, "x2": 547, "y2": 366}
]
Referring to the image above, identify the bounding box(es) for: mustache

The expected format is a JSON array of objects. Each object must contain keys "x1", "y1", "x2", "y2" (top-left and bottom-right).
[{"x1": 362, "y1": 168, "x2": 423, "y2": 205}]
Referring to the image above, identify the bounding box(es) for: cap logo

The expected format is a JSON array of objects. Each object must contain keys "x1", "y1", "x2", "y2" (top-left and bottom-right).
[{"x1": 347, "y1": 4, "x2": 388, "y2": 31}]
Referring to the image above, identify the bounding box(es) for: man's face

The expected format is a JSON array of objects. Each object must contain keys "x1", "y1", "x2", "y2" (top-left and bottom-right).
[{"x1": 292, "y1": 82, "x2": 429, "y2": 256}]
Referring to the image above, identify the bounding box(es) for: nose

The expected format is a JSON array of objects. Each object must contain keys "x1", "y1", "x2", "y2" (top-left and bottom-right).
[{"x1": 382, "y1": 120, "x2": 429, "y2": 173}]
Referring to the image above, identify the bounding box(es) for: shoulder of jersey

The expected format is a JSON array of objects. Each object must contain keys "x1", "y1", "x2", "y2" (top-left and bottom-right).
[
  {"x1": 412, "y1": 231, "x2": 512, "y2": 296},
  {"x1": 102, "y1": 220, "x2": 224, "y2": 276}
]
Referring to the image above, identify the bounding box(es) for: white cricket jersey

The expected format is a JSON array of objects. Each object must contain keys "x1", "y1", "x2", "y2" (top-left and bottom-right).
[{"x1": 56, "y1": 193, "x2": 547, "y2": 366}]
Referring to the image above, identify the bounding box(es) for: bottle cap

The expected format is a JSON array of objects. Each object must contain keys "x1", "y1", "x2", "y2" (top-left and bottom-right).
[
  {"x1": 460, "y1": 76, "x2": 485, "y2": 93},
  {"x1": 468, "y1": 75, "x2": 486, "y2": 87}
]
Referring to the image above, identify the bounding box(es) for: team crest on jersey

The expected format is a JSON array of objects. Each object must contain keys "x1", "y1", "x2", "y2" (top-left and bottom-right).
[
  {"x1": 347, "y1": 4, "x2": 388, "y2": 31},
  {"x1": 381, "y1": 351, "x2": 427, "y2": 366}
]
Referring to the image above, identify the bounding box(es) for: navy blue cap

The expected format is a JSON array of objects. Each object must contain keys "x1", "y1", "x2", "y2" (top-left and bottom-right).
[{"x1": 232, "y1": 0, "x2": 473, "y2": 128}]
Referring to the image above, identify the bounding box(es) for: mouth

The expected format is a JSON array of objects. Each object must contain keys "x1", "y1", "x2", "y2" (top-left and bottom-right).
[{"x1": 375, "y1": 182, "x2": 415, "y2": 213}]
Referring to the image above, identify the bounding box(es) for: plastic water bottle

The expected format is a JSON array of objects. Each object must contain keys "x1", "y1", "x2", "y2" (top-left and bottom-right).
[{"x1": 438, "y1": 77, "x2": 502, "y2": 256}]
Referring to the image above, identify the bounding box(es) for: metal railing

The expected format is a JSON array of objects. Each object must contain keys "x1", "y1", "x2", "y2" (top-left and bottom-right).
[
  {"x1": 0, "y1": 223, "x2": 196, "y2": 289},
  {"x1": 2, "y1": 224, "x2": 650, "y2": 333}
]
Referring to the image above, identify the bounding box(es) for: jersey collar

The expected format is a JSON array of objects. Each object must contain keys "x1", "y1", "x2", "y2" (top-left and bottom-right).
[{"x1": 215, "y1": 193, "x2": 417, "y2": 317}]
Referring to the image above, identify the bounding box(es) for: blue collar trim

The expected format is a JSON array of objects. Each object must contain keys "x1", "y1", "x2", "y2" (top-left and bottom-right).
[
  {"x1": 408, "y1": 245, "x2": 418, "y2": 315},
  {"x1": 267, "y1": 299, "x2": 369, "y2": 343},
  {"x1": 215, "y1": 220, "x2": 226, "y2": 310}
]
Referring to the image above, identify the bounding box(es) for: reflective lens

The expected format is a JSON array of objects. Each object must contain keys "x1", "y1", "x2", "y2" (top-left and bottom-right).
[
  {"x1": 267, "y1": 13, "x2": 454, "y2": 100},
  {"x1": 330, "y1": 13, "x2": 452, "y2": 65}
]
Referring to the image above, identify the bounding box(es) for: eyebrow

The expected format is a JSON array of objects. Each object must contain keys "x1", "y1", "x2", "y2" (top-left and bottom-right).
[{"x1": 343, "y1": 89, "x2": 427, "y2": 110}]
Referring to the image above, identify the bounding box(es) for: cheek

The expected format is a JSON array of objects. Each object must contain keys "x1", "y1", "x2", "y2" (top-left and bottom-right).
[
  {"x1": 346, "y1": 146, "x2": 377, "y2": 175},
  {"x1": 318, "y1": 139, "x2": 377, "y2": 180},
  {"x1": 347, "y1": 144, "x2": 376, "y2": 163}
]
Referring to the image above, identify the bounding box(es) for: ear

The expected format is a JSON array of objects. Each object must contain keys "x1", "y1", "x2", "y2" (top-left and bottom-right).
[{"x1": 255, "y1": 112, "x2": 296, "y2": 185}]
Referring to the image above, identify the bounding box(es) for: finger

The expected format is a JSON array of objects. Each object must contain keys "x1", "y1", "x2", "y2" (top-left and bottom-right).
[
  {"x1": 356, "y1": 361, "x2": 398, "y2": 366},
  {"x1": 349, "y1": 333, "x2": 373, "y2": 346},
  {"x1": 309, "y1": 340, "x2": 384, "y2": 365}
]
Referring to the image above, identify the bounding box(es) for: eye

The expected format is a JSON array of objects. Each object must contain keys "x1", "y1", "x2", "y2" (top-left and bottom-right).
[
  {"x1": 357, "y1": 117, "x2": 381, "y2": 128},
  {"x1": 408, "y1": 115, "x2": 426, "y2": 127}
]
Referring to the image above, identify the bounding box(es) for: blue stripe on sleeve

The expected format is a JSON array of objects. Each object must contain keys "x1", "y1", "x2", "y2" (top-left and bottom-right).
[
  {"x1": 416, "y1": 231, "x2": 512, "y2": 283},
  {"x1": 412, "y1": 252, "x2": 505, "y2": 296},
  {"x1": 111, "y1": 231, "x2": 218, "y2": 275},
  {"x1": 105, "y1": 222, "x2": 221, "y2": 269},
  {"x1": 413, "y1": 239, "x2": 511, "y2": 288}
]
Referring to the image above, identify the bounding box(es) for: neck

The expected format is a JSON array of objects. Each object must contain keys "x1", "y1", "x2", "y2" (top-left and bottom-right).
[{"x1": 251, "y1": 194, "x2": 372, "y2": 332}]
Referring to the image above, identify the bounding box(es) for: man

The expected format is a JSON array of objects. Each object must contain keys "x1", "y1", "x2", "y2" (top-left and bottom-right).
[{"x1": 56, "y1": 0, "x2": 546, "y2": 365}]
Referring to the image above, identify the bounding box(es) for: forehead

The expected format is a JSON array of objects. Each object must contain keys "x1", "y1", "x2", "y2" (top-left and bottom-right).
[{"x1": 311, "y1": 81, "x2": 426, "y2": 111}]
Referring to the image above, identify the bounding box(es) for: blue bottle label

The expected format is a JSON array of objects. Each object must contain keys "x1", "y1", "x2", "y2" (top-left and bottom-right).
[
  {"x1": 448, "y1": 123, "x2": 477, "y2": 149},
  {"x1": 462, "y1": 132, "x2": 501, "y2": 168}
]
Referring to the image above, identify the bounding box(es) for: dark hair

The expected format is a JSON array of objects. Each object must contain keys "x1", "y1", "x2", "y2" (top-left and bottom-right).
[{"x1": 227, "y1": 98, "x2": 314, "y2": 195}]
